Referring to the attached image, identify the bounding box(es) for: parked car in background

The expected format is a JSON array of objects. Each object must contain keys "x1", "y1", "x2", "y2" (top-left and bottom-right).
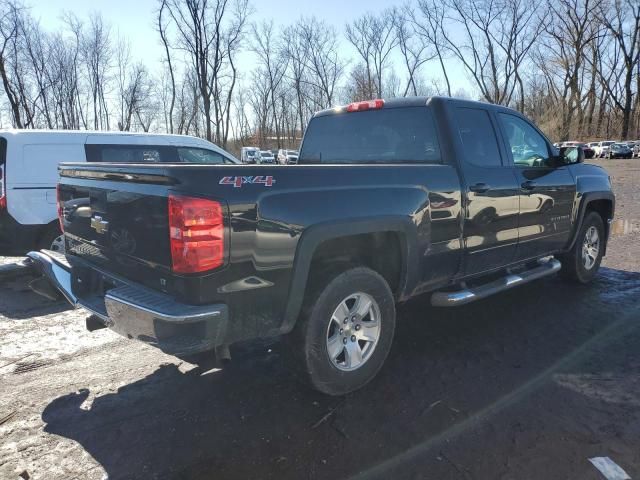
[
  {"x1": 259, "y1": 150, "x2": 276, "y2": 164},
  {"x1": 632, "y1": 142, "x2": 640, "y2": 158},
  {"x1": 606, "y1": 143, "x2": 632, "y2": 159},
  {"x1": 277, "y1": 149, "x2": 299, "y2": 164},
  {"x1": 594, "y1": 140, "x2": 615, "y2": 158},
  {"x1": 0, "y1": 130, "x2": 237, "y2": 255},
  {"x1": 559, "y1": 141, "x2": 594, "y2": 159},
  {"x1": 241, "y1": 147, "x2": 260, "y2": 164},
  {"x1": 623, "y1": 141, "x2": 638, "y2": 156},
  {"x1": 579, "y1": 142, "x2": 595, "y2": 159}
]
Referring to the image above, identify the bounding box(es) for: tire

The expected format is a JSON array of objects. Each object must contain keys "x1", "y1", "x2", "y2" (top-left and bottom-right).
[
  {"x1": 559, "y1": 211, "x2": 605, "y2": 284},
  {"x1": 291, "y1": 267, "x2": 396, "y2": 396},
  {"x1": 38, "y1": 225, "x2": 64, "y2": 253}
]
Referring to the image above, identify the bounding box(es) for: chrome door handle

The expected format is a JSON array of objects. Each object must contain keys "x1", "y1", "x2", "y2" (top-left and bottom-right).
[{"x1": 469, "y1": 183, "x2": 490, "y2": 193}]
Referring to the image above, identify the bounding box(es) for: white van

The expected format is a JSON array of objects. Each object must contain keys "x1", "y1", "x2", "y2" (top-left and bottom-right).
[
  {"x1": 0, "y1": 130, "x2": 238, "y2": 254},
  {"x1": 240, "y1": 146, "x2": 260, "y2": 164}
]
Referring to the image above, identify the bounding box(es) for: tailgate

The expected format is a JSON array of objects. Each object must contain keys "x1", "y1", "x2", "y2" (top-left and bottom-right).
[{"x1": 59, "y1": 164, "x2": 180, "y2": 292}]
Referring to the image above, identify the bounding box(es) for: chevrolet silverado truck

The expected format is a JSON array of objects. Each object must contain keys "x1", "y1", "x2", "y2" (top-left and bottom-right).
[{"x1": 28, "y1": 97, "x2": 615, "y2": 395}]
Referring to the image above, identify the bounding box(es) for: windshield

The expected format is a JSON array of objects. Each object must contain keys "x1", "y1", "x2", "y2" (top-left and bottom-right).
[{"x1": 299, "y1": 107, "x2": 441, "y2": 164}]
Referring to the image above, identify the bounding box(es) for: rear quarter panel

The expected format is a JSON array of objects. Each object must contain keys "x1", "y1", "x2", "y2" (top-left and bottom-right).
[{"x1": 59, "y1": 162, "x2": 462, "y2": 345}]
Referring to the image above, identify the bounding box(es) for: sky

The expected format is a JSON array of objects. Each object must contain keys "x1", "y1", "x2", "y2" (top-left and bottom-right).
[{"x1": 33, "y1": 0, "x2": 470, "y2": 98}]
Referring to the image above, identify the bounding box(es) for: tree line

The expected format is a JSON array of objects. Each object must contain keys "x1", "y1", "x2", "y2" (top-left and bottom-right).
[{"x1": 0, "y1": 0, "x2": 638, "y2": 156}]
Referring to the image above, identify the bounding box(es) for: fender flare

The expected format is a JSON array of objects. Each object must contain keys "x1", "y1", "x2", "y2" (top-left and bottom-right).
[
  {"x1": 279, "y1": 216, "x2": 419, "y2": 334},
  {"x1": 566, "y1": 191, "x2": 615, "y2": 252}
]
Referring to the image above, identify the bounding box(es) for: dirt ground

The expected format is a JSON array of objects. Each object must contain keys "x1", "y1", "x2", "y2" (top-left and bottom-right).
[{"x1": 1, "y1": 159, "x2": 639, "y2": 480}]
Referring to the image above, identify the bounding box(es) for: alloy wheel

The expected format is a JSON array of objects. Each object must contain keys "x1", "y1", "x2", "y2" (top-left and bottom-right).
[
  {"x1": 581, "y1": 226, "x2": 600, "y2": 270},
  {"x1": 325, "y1": 292, "x2": 381, "y2": 371}
]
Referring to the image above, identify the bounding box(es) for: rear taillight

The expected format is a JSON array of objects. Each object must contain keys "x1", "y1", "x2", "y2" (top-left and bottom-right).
[
  {"x1": 168, "y1": 194, "x2": 224, "y2": 274},
  {"x1": 56, "y1": 185, "x2": 64, "y2": 232},
  {"x1": 0, "y1": 166, "x2": 5, "y2": 211},
  {"x1": 346, "y1": 99, "x2": 384, "y2": 112}
]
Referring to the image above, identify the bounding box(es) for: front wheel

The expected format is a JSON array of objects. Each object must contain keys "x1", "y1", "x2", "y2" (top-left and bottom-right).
[
  {"x1": 560, "y1": 212, "x2": 605, "y2": 284},
  {"x1": 292, "y1": 267, "x2": 396, "y2": 396}
]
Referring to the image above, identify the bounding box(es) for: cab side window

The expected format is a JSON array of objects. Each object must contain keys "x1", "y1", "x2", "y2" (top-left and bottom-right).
[
  {"x1": 498, "y1": 113, "x2": 552, "y2": 167},
  {"x1": 177, "y1": 147, "x2": 232, "y2": 164},
  {"x1": 454, "y1": 107, "x2": 502, "y2": 167}
]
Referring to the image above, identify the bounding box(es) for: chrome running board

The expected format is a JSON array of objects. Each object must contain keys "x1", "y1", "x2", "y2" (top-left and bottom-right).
[{"x1": 431, "y1": 258, "x2": 562, "y2": 307}]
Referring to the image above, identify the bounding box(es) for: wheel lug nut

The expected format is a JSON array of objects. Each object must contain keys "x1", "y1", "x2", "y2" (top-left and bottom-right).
[
  {"x1": 343, "y1": 338, "x2": 348, "y2": 344},
  {"x1": 351, "y1": 316, "x2": 357, "y2": 322},
  {"x1": 351, "y1": 335, "x2": 356, "y2": 342},
  {"x1": 355, "y1": 324, "x2": 361, "y2": 331},
  {"x1": 339, "y1": 328, "x2": 344, "y2": 334},
  {"x1": 344, "y1": 318, "x2": 348, "y2": 324}
]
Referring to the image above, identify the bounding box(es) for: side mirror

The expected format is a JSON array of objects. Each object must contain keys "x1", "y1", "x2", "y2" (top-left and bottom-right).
[{"x1": 559, "y1": 146, "x2": 584, "y2": 165}]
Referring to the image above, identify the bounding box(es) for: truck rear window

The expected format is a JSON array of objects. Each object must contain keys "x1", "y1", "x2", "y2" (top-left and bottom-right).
[{"x1": 299, "y1": 107, "x2": 441, "y2": 164}]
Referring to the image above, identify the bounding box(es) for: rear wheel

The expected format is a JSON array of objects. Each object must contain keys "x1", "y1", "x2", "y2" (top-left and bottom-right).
[
  {"x1": 292, "y1": 267, "x2": 396, "y2": 396},
  {"x1": 560, "y1": 211, "x2": 604, "y2": 284}
]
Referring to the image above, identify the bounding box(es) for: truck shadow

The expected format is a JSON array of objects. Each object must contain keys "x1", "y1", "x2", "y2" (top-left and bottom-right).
[
  {"x1": 0, "y1": 274, "x2": 71, "y2": 320},
  {"x1": 41, "y1": 267, "x2": 640, "y2": 480}
]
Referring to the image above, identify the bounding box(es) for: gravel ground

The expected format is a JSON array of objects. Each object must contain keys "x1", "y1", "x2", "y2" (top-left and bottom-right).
[{"x1": 0, "y1": 159, "x2": 639, "y2": 480}]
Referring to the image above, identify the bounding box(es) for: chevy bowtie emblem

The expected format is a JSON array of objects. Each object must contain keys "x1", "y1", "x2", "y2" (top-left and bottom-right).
[{"x1": 90, "y1": 215, "x2": 109, "y2": 234}]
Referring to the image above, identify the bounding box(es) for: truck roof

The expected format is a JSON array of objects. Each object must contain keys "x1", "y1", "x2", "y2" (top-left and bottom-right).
[{"x1": 313, "y1": 96, "x2": 521, "y2": 118}]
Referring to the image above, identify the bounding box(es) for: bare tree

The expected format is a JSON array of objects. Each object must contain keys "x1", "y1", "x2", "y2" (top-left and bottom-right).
[
  {"x1": 438, "y1": 0, "x2": 541, "y2": 109},
  {"x1": 0, "y1": 0, "x2": 25, "y2": 127},
  {"x1": 81, "y1": 13, "x2": 112, "y2": 130},
  {"x1": 395, "y1": 7, "x2": 433, "y2": 96},
  {"x1": 413, "y1": 0, "x2": 452, "y2": 96},
  {"x1": 157, "y1": 0, "x2": 176, "y2": 133},
  {"x1": 539, "y1": 0, "x2": 603, "y2": 140},
  {"x1": 346, "y1": 9, "x2": 398, "y2": 98},
  {"x1": 597, "y1": 0, "x2": 640, "y2": 139},
  {"x1": 163, "y1": 0, "x2": 248, "y2": 146},
  {"x1": 283, "y1": 21, "x2": 309, "y2": 136},
  {"x1": 252, "y1": 20, "x2": 287, "y2": 148},
  {"x1": 299, "y1": 17, "x2": 344, "y2": 109}
]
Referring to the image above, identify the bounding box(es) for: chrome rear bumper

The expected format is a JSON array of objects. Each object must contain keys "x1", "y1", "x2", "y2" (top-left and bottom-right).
[{"x1": 27, "y1": 250, "x2": 229, "y2": 355}]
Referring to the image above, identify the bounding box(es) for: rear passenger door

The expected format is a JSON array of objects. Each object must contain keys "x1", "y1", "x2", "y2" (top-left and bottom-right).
[
  {"x1": 496, "y1": 113, "x2": 576, "y2": 260},
  {"x1": 453, "y1": 107, "x2": 520, "y2": 275}
]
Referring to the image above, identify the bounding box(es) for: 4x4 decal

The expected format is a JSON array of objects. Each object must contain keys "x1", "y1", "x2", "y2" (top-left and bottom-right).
[{"x1": 219, "y1": 176, "x2": 276, "y2": 188}]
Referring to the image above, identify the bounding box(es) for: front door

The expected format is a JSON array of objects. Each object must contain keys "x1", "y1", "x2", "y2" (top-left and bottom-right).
[
  {"x1": 453, "y1": 106, "x2": 520, "y2": 275},
  {"x1": 496, "y1": 113, "x2": 576, "y2": 260}
]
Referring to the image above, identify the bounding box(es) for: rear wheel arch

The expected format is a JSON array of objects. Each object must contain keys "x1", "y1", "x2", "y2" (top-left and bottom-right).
[{"x1": 280, "y1": 218, "x2": 418, "y2": 335}]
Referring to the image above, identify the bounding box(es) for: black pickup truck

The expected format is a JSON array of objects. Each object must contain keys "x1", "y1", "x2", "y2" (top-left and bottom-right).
[{"x1": 28, "y1": 97, "x2": 614, "y2": 395}]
